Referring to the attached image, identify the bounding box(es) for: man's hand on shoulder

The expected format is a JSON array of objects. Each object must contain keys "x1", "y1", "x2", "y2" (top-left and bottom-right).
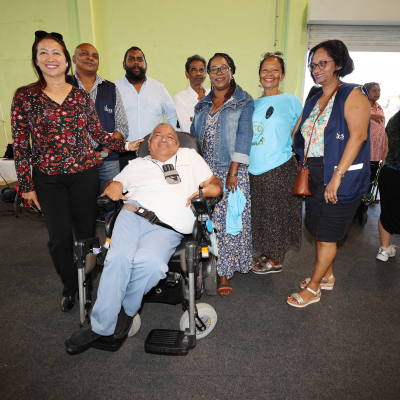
[{"x1": 102, "y1": 181, "x2": 129, "y2": 201}]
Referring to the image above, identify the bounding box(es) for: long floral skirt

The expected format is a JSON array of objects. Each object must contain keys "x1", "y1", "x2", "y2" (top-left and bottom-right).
[{"x1": 212, "y1": 168, "x2": 253, "y2": 279}]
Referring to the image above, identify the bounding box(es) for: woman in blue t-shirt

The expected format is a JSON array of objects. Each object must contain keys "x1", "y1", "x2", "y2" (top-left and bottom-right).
[{"x1": 249, "y1": 52, "x2": 303, "y2": 273}]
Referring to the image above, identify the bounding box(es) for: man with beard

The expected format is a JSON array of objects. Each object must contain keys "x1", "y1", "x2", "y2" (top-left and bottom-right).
[
  {"x1": 68, "y1": 43, "x2": 129, "y2": 221},
  {"x1": 115, "y1": 47, "x2": 178, "y2": 170},
  {"x1": 174, "y1": 55, "x2": 210, "y2": 133}
]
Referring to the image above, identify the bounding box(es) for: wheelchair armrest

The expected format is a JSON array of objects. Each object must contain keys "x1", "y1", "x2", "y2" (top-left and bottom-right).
[{"x1": 97, "y1": 195, "x2": 113, "y2": 207}]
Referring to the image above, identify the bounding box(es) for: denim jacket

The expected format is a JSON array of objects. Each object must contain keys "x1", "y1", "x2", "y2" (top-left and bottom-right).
[{"x1": 190, "y1": 85, "x2": 254, "y2": 171}]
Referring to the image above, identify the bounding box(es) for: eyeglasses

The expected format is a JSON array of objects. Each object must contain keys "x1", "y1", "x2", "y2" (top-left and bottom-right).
[
  {"x1": 209, "y1": 65, "x2": 231, "y2": 75},
  {"x1": 261, "y1": 51, "x2": 284, "y2": 60},
  {"x1": 35, "y1": 31, "x2": 64, "y2": 41},
  {"x1": 308, "y1": 60, "x2": 334, "y2": 72}
]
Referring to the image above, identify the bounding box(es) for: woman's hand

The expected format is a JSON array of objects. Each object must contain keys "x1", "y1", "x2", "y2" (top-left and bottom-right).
[
  {"x1": 22, "y1": 190, "x2": 41, "y2": 210},
  {"x1": 127, "y1": 139, "x2": 145, "y2": 151},
  {"x1": 226, "y1": 175, "x2": 238, "y2": 193},
  {"x1": 371, "y1": 114, "x2": 385, "y2": 123},
  {"x1": 324, "y1": 173, "x2": 342, "y2": 204}
]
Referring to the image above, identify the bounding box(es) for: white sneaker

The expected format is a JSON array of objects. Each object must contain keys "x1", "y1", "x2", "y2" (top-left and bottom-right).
[{"x1": 376, "y1": 245, "x2": 397, "y2": 262}]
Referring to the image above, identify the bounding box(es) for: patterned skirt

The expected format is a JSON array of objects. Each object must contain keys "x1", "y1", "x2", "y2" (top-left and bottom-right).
[
  {"x1": 249, "y1": 157, "x2": 302, "y2": 264},
  {"x1": 212, "y1": 168, "x2": 253, "y2": 279}
]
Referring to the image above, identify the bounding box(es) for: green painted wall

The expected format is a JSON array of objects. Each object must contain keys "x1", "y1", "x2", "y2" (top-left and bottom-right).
[{"x1": 0, "y1": 0, "x2": 308, "y2": 154}]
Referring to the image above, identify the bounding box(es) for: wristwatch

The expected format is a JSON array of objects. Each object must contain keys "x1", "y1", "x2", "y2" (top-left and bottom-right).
[{"x1": 100, "y1": 150, "x2": 109, "y2": 158}]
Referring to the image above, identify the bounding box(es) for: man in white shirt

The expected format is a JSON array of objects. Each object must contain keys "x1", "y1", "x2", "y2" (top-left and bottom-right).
[
  {"x1": 115, "y1": 47, "x2": 178, "y2": 170},
  {"x1": 174, "y1": 55, "x2": 211, "y2": 133},
  {"x1": 65, "y1": 123, "x2": 222, "y2": 352}
]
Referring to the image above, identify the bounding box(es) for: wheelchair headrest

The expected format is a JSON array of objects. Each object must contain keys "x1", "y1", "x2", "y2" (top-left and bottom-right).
[{"x1": 137, "y1": 131, "x2": 203, "y2": 158}]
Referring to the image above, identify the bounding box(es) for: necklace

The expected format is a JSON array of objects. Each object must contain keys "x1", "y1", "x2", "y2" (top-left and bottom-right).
[{"x1": 148, "y1": 155, "x2": 177, "y2": 173}]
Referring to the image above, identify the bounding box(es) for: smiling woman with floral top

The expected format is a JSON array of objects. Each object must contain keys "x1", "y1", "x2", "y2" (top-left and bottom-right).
[
  {"x1": 11, "y1": 31, "x2": 142, "y2": 312},
  {"x1": 290, "y1": 40, "x2": 370, "y2": 308}
]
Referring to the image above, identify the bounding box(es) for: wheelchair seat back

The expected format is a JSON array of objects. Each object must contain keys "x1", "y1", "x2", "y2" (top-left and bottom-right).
[{"x1": 138, "y1": 131, "x2": 203, "y2": 157}]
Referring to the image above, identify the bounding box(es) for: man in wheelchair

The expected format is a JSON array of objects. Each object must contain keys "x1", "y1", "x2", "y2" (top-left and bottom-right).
[{"x1": 65, "y1": 123, "x2": 222, "y2": 353}]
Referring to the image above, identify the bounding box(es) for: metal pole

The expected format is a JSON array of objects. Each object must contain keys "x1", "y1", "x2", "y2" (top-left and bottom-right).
[
  {"x1": 0, "y1": 102, "x2": 9, "y2": 145},
  {"x1": 274, "y1": 0, "x2": 279, "y2": 48}
]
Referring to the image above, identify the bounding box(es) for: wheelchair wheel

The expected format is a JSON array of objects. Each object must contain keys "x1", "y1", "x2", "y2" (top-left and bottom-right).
[
  {"x1": 179, "y1": 303, "x2": 217, "y2": 340},
  {"x1": 127, "y1": 313, "x2": 141, "y2": 337},
  {"x1": 204, "y1": 255, "x2": 218, "y2": 296}
]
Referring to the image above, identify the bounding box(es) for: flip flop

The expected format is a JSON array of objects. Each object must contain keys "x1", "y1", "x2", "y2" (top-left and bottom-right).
[{"x1": 218, "y1": 284, "x2": 232, "y2": 297}]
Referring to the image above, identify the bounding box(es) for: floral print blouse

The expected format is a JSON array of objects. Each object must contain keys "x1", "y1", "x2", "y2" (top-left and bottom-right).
[
  {"x1": 370, "y1": 102, "x2": 385, "y2": 161},
  {"x1": 301, "y1": 93, "x2": 337, "y2": 157},
  {"x1": 11, "y1": 86, "x2": 125, "y2": 192}
]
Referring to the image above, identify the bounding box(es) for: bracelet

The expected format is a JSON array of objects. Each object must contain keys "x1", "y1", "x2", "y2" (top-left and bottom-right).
[
  {"x1": 228, "y1": 172, "x2": 238, "y2": 177},
  {"x1": 125, "y1": 142, "x2": 130, "y2": 151},
  {"x1": 334, "y1": 167, "x2": 345, "y2": 178}
]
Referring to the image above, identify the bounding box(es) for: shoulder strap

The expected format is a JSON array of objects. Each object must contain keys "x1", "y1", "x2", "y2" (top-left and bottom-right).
[{"x1": 304, "y1": 84, "x2": 341, "y2": 163}]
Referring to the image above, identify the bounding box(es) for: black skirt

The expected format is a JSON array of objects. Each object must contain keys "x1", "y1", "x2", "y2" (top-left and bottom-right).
[
  {"x1": 305, "y1": 157, "x2": 361, "y2": 242},
  {"x1": 379, "y1": 165, "x2": 400, "y2": 235}
]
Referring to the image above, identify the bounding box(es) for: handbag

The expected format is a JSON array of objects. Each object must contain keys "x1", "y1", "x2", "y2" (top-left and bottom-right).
[{"x1": 292, "y1": 85, "x2": 341, "y2": 197}]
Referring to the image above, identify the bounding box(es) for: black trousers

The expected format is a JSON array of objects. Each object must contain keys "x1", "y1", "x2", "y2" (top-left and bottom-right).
[{"x1": 33, "y1": 167, "x2": 99, "y2": 297}]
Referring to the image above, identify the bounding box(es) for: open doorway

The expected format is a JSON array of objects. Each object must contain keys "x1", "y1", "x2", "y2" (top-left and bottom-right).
[{"x1": 302, "y1": 51, "x2": 400, "y2": 121}]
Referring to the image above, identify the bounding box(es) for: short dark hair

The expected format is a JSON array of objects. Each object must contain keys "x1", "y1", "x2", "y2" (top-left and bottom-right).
[
  {"x1": 308, "y1": 40, "x2": 354, "y2": 83},
  {"x1": 185, "y1": 55, "x2": 206, "y2": 73},
  {"x1": 207, "y1": 52, "x2": 236, "y2": 75},
  {"x1": 364, "y1": 82, "x2": 380, "y2": 93},
  {"x1": 258, "y1": 55, "x2": 286, "y2": 75},
  {"x1": 124, "y1": 46, "x2": 146, "y2": 63}
]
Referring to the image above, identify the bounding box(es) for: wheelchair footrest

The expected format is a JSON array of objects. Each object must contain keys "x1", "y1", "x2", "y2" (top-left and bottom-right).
[
  {"x1": 144, "y1": 329, "x2": 193, "y2": 354},
  {"x1": 90, "y1": 335, "x2": 126, "y2": 352}
]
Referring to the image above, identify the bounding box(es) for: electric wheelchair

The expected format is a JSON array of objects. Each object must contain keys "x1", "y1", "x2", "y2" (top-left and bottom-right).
[{"x1": 72, "y1": 132, "x2": 219, "y2": 355}]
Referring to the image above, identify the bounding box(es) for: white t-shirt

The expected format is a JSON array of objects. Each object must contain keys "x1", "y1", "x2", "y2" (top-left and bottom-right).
[
  {"x1": 174, "y1": 85, "x2": 210, "y2": 133},
  {"x1": 114, "y1": 147, "x2": 213, "y2": 234}
]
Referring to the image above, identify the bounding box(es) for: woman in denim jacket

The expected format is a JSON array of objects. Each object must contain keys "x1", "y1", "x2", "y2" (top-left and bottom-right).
[{"x1": 191, "y1": 53, "x2": 254, "y2": 297}]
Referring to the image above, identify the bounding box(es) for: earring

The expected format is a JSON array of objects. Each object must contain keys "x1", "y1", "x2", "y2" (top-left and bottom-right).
[{"x1": 66, "y1": 62, "x2": 69, "y2": 68}]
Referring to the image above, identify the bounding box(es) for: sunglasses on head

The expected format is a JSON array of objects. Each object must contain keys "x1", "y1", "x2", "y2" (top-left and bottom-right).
[
  {"x1": 35, "y1": 30, "x2": 63, "y2": 41},
  {"x1": 261, "y1": 51, "x2": 285, "y2": 60}
]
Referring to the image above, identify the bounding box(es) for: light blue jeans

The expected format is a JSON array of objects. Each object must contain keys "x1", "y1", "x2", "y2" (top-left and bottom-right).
[
  {"x1": 90, "y1": 201, "x2": 183, "y2": 336},
  {"x1": 98, "y1": 160, "x2": 120, "y2": 220}
]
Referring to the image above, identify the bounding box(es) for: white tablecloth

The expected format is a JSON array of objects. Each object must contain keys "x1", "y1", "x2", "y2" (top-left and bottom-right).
[{"x1": 0, "y1": 158, "x2": 18, "y2": 183}]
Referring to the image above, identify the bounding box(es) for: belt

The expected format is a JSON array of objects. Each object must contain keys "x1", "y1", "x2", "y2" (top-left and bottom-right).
[{"x1": 121, "y1": 203, "x2": 178, "y2": 233}]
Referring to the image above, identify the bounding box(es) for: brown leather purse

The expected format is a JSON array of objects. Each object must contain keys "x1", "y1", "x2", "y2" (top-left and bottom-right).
[{"x1": 292, "y1": 85, "x2": 341, "y2": 197}]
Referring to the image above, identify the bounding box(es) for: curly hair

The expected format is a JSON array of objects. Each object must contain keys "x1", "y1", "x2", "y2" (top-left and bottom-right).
[
  {"x1": 207, "y1": 52, "x2": 236, "y2": 103},
  {"x1": 308, "y1": 40, "x2": 354, "y2": 83}
]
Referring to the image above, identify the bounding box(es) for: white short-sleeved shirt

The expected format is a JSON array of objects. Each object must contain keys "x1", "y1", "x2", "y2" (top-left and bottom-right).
[
  {"x1": 174, "y1": 85, "x2": 210, "y2": 133},
  {"x1": 114, "y1": 147, "x2": 213, "y2": 233}
]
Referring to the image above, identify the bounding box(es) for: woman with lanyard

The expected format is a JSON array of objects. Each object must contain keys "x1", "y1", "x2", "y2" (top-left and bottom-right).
[
  {"x1": 191, "y1": 53, "x2": 254, "y2": 297},
  {"x1": 11, "y1": 31, "x2": 142, "y2": 311},
  {"x1": 249, "y1": 52, "x2": 302, "y2": 274},
  {"x1": 289, "y1": 40, "x2": 370, "y2": 307}
]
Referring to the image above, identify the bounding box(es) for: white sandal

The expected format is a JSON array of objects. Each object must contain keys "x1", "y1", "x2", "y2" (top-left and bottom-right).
[
  {"x1": 300, "y1": 274, "x2": 334, "y2": 290},
  {"x1": 287, "y1": 286, "x2": 321, "y2": 308}
]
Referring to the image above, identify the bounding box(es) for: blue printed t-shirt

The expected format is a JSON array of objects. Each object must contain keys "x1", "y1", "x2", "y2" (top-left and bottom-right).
[{"x1": 249, "y1": 93, "x2": 302, "y2": 175}]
